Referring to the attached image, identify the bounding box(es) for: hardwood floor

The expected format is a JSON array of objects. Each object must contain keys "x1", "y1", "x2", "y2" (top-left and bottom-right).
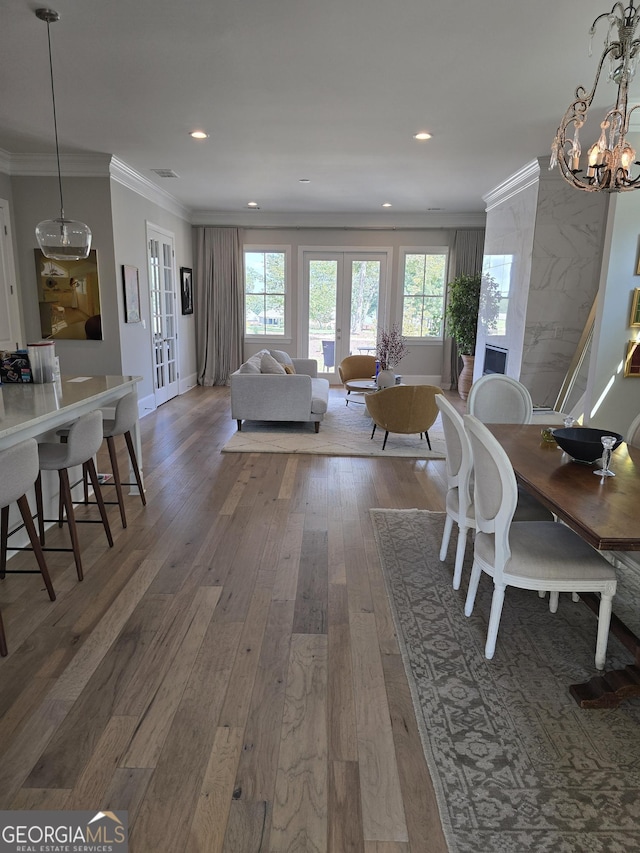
[{"x1": 0, "y1": 385, "x2": 456, "y2": 852}]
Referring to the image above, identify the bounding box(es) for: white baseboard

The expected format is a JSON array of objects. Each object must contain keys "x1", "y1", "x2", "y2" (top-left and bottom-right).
[
  {"x1": 179, "y1": 373, "x2": 198, "y2": 394},
  {"x1": 138, "y1": 393, "x2": 157, "y2": 419}
]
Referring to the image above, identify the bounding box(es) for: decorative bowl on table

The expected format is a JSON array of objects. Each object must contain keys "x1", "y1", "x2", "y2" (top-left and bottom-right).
[{"x1": 551, "y1": 427, "x2": 624, "y2": 464}]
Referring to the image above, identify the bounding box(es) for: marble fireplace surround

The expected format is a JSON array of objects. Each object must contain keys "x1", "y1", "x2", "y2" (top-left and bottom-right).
[{"x1": 475, "y1": 157, "x2": 609, "y2": 409}]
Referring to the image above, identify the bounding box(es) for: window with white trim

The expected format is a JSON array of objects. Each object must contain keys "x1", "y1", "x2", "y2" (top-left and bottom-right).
[
  {"x1": 244, "y1": 248, "x2": 289, "y2": 337},
  {"x1": 400, "y1": 249, "x2": 448, "y2": 338}
]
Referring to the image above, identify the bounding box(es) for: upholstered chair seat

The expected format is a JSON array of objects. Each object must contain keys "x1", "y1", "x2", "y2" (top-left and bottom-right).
[
  {"x1": 436, "y1": 395, "x2": 553, "y2": 589},
  {"x1": 365, "y1": 384, "x2": 443, "y2": 450},
  {"x1": 463, "y1": 414, "x2": 617, "y2": 670},
  {"x1": 338, "y1": 355, "x2": 377, "y2": 403}
]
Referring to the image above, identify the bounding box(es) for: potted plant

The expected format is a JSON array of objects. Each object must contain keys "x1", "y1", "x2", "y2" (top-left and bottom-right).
[
  {"x1": 376, "y1": 323, "x2": 409, "y2": 388},
  {"x1": 445, "y1": 272, "x2": 482, "y2": 400}
]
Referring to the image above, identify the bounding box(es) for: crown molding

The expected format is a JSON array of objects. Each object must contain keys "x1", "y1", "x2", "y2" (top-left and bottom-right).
[
  {"x1": 0, "y1": 148, "x2": 11, "y2": 175},
  {"x1": 1, "y1": 150, "x2": 190, "y2": 221},
  {"x1": 0, "y1": 149, "x2": 485, "y2": 228},
  {"x1": 8, "y1": 152, "x2": 113, "y2": 176},
  {"x1": 483, "y1": 158, "x2": 543, "y2": 211},
  {"x1": 191, "y1": 210, "x2": 486, "y2": 229},
  {"x1": 108, "y1": 156, "x2": 190, "y2": 221}
]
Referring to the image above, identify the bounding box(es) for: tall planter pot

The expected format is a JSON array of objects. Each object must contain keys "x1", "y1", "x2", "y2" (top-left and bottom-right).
[{"x1": 458, "y1": 354, "x2": 475, "y2": 401}]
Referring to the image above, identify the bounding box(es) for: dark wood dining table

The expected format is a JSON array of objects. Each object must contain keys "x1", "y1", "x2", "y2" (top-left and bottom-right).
[{"x1": 487, "y1": 423, "x2": 640, "y2": 708}]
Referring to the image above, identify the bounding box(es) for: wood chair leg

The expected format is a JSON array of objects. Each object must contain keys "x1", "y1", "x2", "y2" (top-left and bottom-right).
[
  {"x1": 83, "y1": 462, "x2": 89, "y2": 505},
  {"x1": 0, "y1": 610, "x2": 7, "y2": 657},
  {"x1": 107, "y1": 436, "x2": 127, "y2": 528},
  {"x1": 17, "y1": 494, "x2": 56, "y2": 602},
  {"x1": 85, "y1": 458, "x2": 113, "y2": 547},
  {"x1": 35, "y1": 472, "x2": 45, "y2": 545},
  {"x1": 0, "y1": 505, "x2": 8, "y2": 579},
  {"x1": 59, "y1": 468, "x2": 83, "y2": 582},
  {"x1": 124, "y1": 431, "x2": 146, "y2": 506}
]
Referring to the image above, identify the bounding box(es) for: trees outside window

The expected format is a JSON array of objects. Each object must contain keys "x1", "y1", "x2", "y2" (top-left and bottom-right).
[
  {"x1": 401, "y1": 251, "x2": 448, "y2": 338},
  {"x1": 245, "y1": 250, "x2": 287, "y2": 336}
]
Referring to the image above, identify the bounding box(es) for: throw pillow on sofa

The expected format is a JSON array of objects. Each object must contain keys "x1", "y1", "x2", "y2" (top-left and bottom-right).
[
  {"x1": 238, "y1": 350, "x2": 268, "y2": 374},
  {"x1": 283, "y1": 364, "x2": 296, "y2": 374},
  {"x1": 269, "y1": 349, "x2": 294, "y2": 366},
  {"x1": 260, "y1": 352, "x2": 286, "y2": 374}
]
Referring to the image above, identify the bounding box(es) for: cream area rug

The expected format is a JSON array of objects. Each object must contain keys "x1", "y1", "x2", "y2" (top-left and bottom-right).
[
  {"x1": 370, "y1": 508, "x2": 640, "y2": 853},
  {"x1": 221, "y1": 388, "x2": 446, "y2": 458}
]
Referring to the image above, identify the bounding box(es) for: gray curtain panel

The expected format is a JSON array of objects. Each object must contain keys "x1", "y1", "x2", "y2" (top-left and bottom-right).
[
  {"x1": 194, "y1": 226, "x2": 244, "y2": 386},
  {"x1": 442, "y1": 229, "x2": 486, "y2": 390}
]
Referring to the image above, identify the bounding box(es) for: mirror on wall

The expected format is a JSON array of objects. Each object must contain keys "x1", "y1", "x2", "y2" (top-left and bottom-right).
[{"x1": 34, "y1": 249, "x2": 102, "y2": 340}]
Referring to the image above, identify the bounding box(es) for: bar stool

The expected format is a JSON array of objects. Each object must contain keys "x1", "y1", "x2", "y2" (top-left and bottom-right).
[
  {"x1": 102, "y1": 391, "x2": 146, "y2": 528},
  {"x1": 35, "y1": 410, "x2": 113, "y2": 582},
  {"x1": 57, "y1": 391, "x2": 146, "y2": 529},
  {"x1": 0, "y1": 438, "x2": 57, "y2": 657}
]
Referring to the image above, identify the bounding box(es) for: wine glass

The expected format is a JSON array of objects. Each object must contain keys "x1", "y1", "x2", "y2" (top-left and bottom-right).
[
  {"x1": 563, "y1": 416, "x2": 576, "y2": 429},
  {"x1": 594, "y1": 435, "x2": 617, "y2": 477}
]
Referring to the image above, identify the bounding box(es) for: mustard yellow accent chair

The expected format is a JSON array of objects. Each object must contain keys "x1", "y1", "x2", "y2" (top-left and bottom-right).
[
  {"x1": 366, "y1": 384, "x2": 444, "y2": 450},
  {"x1": 338, "y1": 354, "x2": 377, "y2": 404}
]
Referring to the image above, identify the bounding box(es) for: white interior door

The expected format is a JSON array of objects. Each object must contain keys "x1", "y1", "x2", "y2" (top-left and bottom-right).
[
  {"x1": 302, "y1": 251, "x2": 388, "y2": 376},
  {"x1": 147, "y1": 224, "x2": 179, "y2": 406},
  {"x1": 0, "y1": 199, "x2": 23, "y2": 350}
]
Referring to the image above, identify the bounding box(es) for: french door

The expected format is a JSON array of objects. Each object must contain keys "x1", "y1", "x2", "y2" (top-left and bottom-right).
[
  {"x1": 147, "y1": 224, "x2": 179, "y2": 406},
  {"x1": 302, "y1": 250, "x2": 389, "y2": 376},
  {"x1": 0, "y1": 199, "x2": 22, "y2": 350}
]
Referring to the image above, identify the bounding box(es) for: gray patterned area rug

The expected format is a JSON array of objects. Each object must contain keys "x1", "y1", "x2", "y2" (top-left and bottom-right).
[
  {"x1": 370, "y1": 508, "x2": 640, "y2": 853},
  {"x1": 221, "y1": 389, "x2": 446, "y2": 458}
]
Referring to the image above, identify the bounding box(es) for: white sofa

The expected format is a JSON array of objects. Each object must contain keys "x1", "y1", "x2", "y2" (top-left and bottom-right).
[{"x1": 230, "y1": 350, "x2": 330, "y2": 432}]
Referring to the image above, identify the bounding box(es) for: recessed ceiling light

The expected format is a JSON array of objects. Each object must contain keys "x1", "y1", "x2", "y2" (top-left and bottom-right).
[
  {"x1": 247, "y1": 201, "x2": 260, "y2": 208},
  {"x1": 189, "y1": 130, "x2": 209, "y2": 139},
  {"x1": 299, "y1": 178, "x2": 310, "y2": 183},
  {"x1": 413, "y1": 132, "x2": 432, "y2": 141},
  {"x1": 382, "y1": 202, "x2": 392, "y2": 208}
]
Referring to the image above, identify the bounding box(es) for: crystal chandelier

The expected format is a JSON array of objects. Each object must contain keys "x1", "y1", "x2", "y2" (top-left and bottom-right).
[
  {"x1": 35, "y1": 8, "x2": 92, "y2": 260},
  {"x1": 550, "y1": 1, "x2": 640, "y2": 192}
]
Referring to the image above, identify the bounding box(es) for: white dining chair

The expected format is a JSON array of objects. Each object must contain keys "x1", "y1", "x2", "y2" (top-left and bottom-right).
[
  {"x1": 463, "y1": 414, "x2": 618, "y2": 670},
  {"x1": 467, "y1": 374, "x2": 533, "y2": 424},
  {"x1": 436, "y1": 395, "x2": 553, "y2": 590}
]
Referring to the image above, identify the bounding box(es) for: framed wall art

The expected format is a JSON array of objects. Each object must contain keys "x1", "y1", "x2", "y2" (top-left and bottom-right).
[
  {"x1": 122, "y1": 265, "x2": 141, "y2": 323},
  {"x1": 624, "y1": 339, "x2": 640, "y2": 377},
  {"x1": 34, "y1": 249, "x2": 102, "y2": 340},
  {"x1": 180, "y1": 267, "x2": 193, "y2": 315},
  {"x1": 631, "y1": 288, "x2": 640, "y2": 327}
]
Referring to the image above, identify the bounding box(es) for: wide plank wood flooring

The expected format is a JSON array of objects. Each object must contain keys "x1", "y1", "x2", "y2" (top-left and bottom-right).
[{"x1": 0, "y1": 385, "x2": 455, "y2": 853}]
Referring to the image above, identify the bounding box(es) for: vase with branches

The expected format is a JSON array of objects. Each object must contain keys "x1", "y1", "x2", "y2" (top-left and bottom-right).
[
  {"x1": 376, "y1": 323, "x2": 409, "y2": 369},
  {"x1": 376, "y1": 324, "x2": 409, "y2": 387}
]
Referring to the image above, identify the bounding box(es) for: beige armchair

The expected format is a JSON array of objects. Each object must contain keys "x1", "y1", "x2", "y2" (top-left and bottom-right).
[
  {"x1": 338, "y1": 355, "x2": 377, "y2": 404},
  {"x1": 365, "y1": 384, "x2": 444, "y2": 450}
]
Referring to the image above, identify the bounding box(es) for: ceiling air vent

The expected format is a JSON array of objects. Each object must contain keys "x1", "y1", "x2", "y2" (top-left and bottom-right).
[{"x1": 151, "y1": 169, "x2": 179, "y2": 178}]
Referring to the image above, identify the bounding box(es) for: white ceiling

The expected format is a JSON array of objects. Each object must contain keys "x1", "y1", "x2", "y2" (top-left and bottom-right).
[{"x1": 0, "y1": 0, "x2": 634, "y2": 221}]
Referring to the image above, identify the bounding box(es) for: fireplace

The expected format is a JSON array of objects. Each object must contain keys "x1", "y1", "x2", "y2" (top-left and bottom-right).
[{"x1": 483, "y1": 345, "x2": 508, "y2": 375}]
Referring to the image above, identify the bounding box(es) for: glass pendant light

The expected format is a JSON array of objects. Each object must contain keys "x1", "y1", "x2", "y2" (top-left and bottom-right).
[{"x1": 35, "y1": 8, "x2": 92, "y2": 260}]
